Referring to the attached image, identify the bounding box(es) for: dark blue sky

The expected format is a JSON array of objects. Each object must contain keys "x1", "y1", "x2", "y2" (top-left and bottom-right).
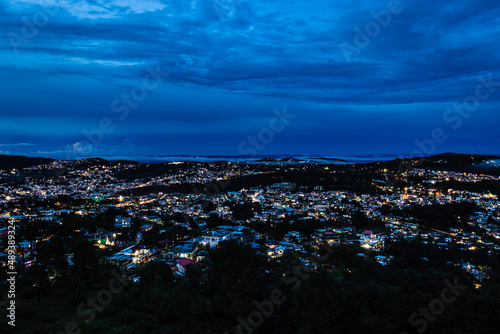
[{"x1": 1, "y1": 0, "x2": 500, "y2": 159}]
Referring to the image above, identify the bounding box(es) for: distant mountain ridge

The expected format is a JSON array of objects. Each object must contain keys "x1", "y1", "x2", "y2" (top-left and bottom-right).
[
  {"x1": 0, "y1": 155, "x2": 55, "y2": 170},
  {"x1": 1, "y1": 152, "x2": 499, "y2": 171}
]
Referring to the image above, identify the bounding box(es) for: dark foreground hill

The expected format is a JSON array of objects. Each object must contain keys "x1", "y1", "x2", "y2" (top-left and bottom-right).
[{"x1": 0, "y1": 155, "x2": 55, "y2": 170}]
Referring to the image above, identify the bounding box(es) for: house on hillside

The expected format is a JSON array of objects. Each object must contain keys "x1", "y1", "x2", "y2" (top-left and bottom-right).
[
  {"x1": 359, "y1": 230, "x2": 385, "y2": 251},
  {"x1": 170, "y1": 242, "x2": 199, "y2": 259},
  {"x1": 115, "y1": 215, "x2": 132, "y2": 228}
]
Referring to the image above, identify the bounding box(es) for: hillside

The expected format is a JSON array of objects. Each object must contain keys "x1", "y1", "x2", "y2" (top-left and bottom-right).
[{"x1": 0, "y1": 155, "x2": 55, "y2": 170}]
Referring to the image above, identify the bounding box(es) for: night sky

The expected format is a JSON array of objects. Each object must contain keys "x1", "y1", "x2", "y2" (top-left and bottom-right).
[{"x1": 1, "y1": 0, "x2": 500, "y2": 159}]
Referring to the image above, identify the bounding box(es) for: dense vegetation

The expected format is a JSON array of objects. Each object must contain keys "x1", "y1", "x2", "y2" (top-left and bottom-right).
[
  {"x1": 0, "y1": 155, "x2": 54, "y2": 170},
  {"x1": 382, "y1": 202, "x2": 481, "y2": 230},
  {"x1": 4, "y1": 235, "x2": 500, "y2": 333}
]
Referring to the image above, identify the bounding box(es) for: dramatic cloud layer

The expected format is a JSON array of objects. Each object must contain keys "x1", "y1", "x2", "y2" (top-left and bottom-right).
[{"x1": 1, "y1": 0, "x2": 499, "y2": 158}]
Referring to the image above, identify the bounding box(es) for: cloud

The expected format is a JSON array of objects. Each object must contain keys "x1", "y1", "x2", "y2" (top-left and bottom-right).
[
  {"x1": 1, "y1": 0, "x2": 500, "y2": 156},
  {"x1": 10, "y1": 0, "x2": 167, "y2": 19},
  {"x1": 0, "y1": 143, "x2": 36, "y2": 147},
  {"x1": 35, "y1": 140, "x2": 136, "y2": 159}
]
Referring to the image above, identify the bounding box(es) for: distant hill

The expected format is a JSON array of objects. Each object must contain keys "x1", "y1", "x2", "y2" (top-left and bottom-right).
[
  {"x1": 257, "y1": 157, "x2": 302, "y2": 162},
  {"x1": 412, "y1": 153, "x2": 500, "y2": 175},
  {"x1": 362, "y1": 152, "x2": 500, "y2": 175},
  {"x1": 2, "y1": 152, "x2": 499, "y2": 175},
  {"x1": 317, "y1": 157, "x2": 349, "y2": 162},
  {"x1": 0, "y1": 155, "x2": 55, "y2": 170},
  {"x1": 70, "y1": 157, "x2": 139, "y2": 169}
]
